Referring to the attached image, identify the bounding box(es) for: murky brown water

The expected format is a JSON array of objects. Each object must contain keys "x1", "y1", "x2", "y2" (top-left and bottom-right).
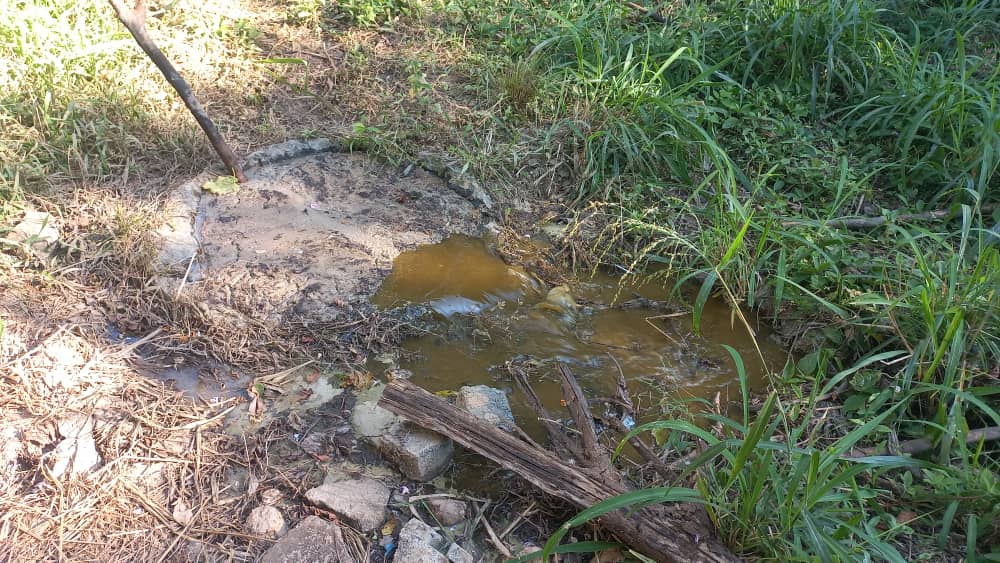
[{"x1": 373, "y1": 235, "x2": 789, "y2": 439}]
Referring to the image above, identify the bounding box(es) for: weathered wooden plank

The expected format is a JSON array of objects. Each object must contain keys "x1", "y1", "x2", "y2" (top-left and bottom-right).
[{"x1": 379, "y1": 379, "x2": 739, "y2": 563}]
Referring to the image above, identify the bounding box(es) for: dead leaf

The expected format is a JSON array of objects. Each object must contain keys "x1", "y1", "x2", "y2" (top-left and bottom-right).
[
  {"x1": 247, "y1": 384, "x2": 265, "y2": 417},
  {"x1": 305, "y1": 368, "x2": 320, "y2": 384}
]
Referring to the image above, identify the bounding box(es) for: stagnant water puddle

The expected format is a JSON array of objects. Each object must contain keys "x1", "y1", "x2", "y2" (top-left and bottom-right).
[{"x1": 372, "y1": 235, "x2": 790, "y2": 440}]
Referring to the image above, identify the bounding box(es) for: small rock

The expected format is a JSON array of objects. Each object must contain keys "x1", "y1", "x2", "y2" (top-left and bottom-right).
[
  {"x1": 456, "y1": 385, "x2": 515, "y2": 432},
  {"x1": 305, "y1": 472, "x2": 390, "y2": 532},
  {"x1": 260, "y1": 516, "x2": 356, "y2": 563},
  {"x1": 380, "y1": 421, "x2": 453, "y2": 481},
  {"x1": 446, "y1": 542, "x2": 475, "y2": 563},
  {"x1": 352, "y1": 384, "x2": 453, "y2": 481},
  {"x1": 246, "y1": 505, "x2": 287, "y2": 538},
  {"x1": 395, "y1": 518, "x2": 447, "y2": 563},
  {"x1": 425, "y1": 498, "x2": 467, "y2": 526}
]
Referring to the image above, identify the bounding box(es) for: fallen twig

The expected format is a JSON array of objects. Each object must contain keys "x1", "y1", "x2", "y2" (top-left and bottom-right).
[
  {"x1": 482, "y1": 514, "x2": 513, "y2": 558},
  {"x1": 781, "y1": 206, "x2": 996, "y2": 230},
  {"x1": 624, "y1": 1, "x2": 667, "y2": 23},
  {"x1": 850, "y1": 426, "x2": 1000, "y2": 458}
]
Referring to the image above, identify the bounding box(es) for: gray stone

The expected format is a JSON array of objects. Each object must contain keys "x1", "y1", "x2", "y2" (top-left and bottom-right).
[
  {"x1": 395, "y1": 518, "x2": 448, "y2": 563},
  {"x1": 446, "y1": 542, "x2": 476, "y2": 563},
  {"x1": 305, "y1": 472, "x2": 390, "y2": 532},
  {"x1": 381, "y1": 421, "x2": 453, "y2": 482},
  {"x1": 456, "y1": 385, "x2": 515, "y2": 432},
  {"x1": 243, "y1": 138, "x2": 340, "y2": 170},
  {"x1": 260, "y1": 516, "x2": 356, "y2": 563},
  {"x1": 351, "y1": 383, "x2": 398, "y2": 444},
  {"x1": 246, "y1": 505, "x2": 287, "y2": 538},
  {"x1": 426, "y1": 498, "x2": 467, "y2": 526}
]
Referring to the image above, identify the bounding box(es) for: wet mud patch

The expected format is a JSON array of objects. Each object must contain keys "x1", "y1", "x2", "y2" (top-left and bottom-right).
[{"x1": 157, "y1": 139, "x2": 487, "y2": 325}]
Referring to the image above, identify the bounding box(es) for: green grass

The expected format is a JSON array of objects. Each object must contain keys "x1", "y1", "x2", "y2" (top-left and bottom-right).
[{"x1": 3, "y1": 0, "x2": 999, "y2": 559}]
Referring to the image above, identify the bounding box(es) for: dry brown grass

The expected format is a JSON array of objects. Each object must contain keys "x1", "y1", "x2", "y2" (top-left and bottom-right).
[
  {"x1": 0, "y1": 293, "x2": 263, "y2": 561},
  {"x1": 0, "y1": 184, "x2": 405, "y2": 560}
]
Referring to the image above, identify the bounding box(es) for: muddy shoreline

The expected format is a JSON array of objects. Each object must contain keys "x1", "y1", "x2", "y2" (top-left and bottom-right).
[{"x1": 2, "y1": 139, "x2": 788, "y2": 562}]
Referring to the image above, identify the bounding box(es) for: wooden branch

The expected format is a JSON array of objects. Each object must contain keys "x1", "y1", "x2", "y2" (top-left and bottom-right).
[
  {"x1": 851, "y1": 426, "x2": 1000, "y2": 458},
  {"x1": 108, "y1": 0, "x2": 247, "y2": 183},
  {"x1": 782, "y1": 209, "x2": 953, "y2": 230},
  {"x1": 557, "y1": 363, "x2": 608, "y2": 469},
  {"x1": 625, "y1": 1, "x2": 667, "y2": 23},
  {"x1": 379, "y1": 379, "x2": 739, "y2": 563}
]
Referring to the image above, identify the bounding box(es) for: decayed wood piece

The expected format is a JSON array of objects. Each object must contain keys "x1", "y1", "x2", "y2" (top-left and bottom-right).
[
  {"x1": 556, "y1": 363, "x2": 609, "y2": 469},
  {"x1": 108, "y1": 0, "x2": 247, "y2": 183},
  {"x1": 379, "y1": 378, "x2": 740, "y2": 563}
]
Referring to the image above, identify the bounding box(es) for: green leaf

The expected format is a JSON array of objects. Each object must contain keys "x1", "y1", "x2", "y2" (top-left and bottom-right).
[
  {"x1": 693, "y1": 271, "x2": 718, "y2": 334},
  {"x1": 258, "y1": 57, "x2": 307, "y2": 65},
  {"x1": 202, "y1": 175, "x2": 240, "y2": 195}
]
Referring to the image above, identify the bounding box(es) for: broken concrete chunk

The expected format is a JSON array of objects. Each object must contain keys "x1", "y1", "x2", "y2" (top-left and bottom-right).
[
  {"x1": 305, "y1": 473, "x2": 390, "y2": 532},
  {"x1": 259, "y1": 516, "x2": 356, "y2": 563},
  {"x1": 425, "y1": 497, "x2": 467, "y2": 526},
  {"x1": 380, "y1": 420, "x2": 453, "y2": 482},
  {"x1": 246, "y1": 505, "x2": 288, "y2": 538},
  {"x1": 395, "y1": 518, "x2": 448, "y2": 563},
  {"x1": 456, "y1": 385, "x2": 515, "y2": 432},
  {"x1": 446, "y1": 542, "x2": 476, "y2": 563},
  {"x1": 155, "y1": 178, "x2": 202, "y2": 276}
]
